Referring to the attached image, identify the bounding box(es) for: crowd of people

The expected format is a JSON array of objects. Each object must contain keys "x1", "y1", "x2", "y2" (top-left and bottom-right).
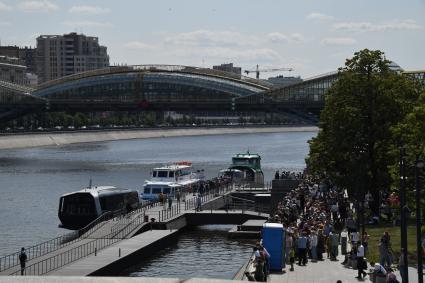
[
  {"x1": 274, "y1": 170, "x2": 303, "y2": 180},
  {"x1": 251, "y1": 174, "x2": 406, "y2": 283}
]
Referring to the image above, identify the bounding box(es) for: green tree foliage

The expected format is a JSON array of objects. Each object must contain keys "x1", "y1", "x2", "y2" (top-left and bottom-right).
[{"x1": 307, "y1": 49, "x2": 420, "y2": 213}]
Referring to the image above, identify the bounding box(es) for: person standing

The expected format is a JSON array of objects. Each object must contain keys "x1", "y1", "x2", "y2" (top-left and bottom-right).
[
  {"x1": 19, "y1": 247, "x2": 27, "y2": 276},
  {"x1": 362, "y1": 231, "x2": 369, "y2": 255},
  {"x1": 379, "y1": 231, "x2": 392, "y2": 267},
  {"x1": 285, "y1": 231, "x2": 293, "y2": 263},
  {"x1": 176, "y1": 189, "x2": 181, "y2": 203},
  {"x1": 330, "y1": 231, "x2": 339, "y2": 261},
  {"x1": 297, "y1": 232, "x2": 308, "y2": 266},
  {"x1": 310, "y1": 230, "x2": 318, "y2": 261},
  {"x1": 356, "y1": 241, "x2": 367, "y2": 279}
]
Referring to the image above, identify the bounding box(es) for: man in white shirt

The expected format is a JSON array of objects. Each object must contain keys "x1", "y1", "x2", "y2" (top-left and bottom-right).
[{"x1": 356, "y1": 242, "x2": 367, "y2": 279}]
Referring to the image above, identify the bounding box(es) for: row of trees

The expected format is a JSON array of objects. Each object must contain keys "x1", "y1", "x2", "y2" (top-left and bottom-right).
[
  {"x1": 307, "y1": 49, "x2": 425, "y2": 216},
  {"x1": 3, "y1": 111, "x2": 295, "y2": 130}
]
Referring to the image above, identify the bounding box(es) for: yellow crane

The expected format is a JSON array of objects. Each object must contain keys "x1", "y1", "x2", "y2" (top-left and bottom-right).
[{"x1": 244, "y1": 64, "x2": 294, "y2": 79}]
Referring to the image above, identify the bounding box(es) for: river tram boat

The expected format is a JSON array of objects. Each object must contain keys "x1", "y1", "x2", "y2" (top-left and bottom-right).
[
  {"x1": 58, "y1": 186, "x2": 139, "y2": 230},
  {"x1": 222, "y1": 151, "x2": 264, "y2": 186},
  {"x1": 141, "y1": 161, "x2": 203, "y2": 200}
]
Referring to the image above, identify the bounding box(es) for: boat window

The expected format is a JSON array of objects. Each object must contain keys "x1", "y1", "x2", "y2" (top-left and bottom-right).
[
  {"x1": 144, "y1": 188, "x2": 151, "y2": 194},
  {"x1": 169, "y1": 171, "x2": 174, "y2": 178},
  {"x1": 123, "y1": 192, "x2": 139, "y2": 209},
  {"x1": 181, "y1": 170, "x2": 190, "y2": 176},
  {"x1": 233, "y1": 158, "x2": 249, "y2": 165},
  {"x1": 153, "y1": 171, "x2": 157, "y2": 177},
  {"x1": 152, "y1": 188, "x2": 162, "y2": 194},
  {"x1": 157, "y1": 171, "x2": 168, "y2": 178},
  {"x1": 62, "y1": 193, "x2": 96, "y2": 216},
  {"x1": 163, "y1": 187, "x2": 170, "y2": 194},
  {"x1": 99, "y1": 194, "x2": 125, "y2": 211}
]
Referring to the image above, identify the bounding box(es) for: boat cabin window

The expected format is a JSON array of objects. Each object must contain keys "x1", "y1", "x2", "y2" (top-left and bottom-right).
[
  {"x1": 157, "y1": 171, "x2": 168, "y2": 178},
  {"x1": 152, "y1": 187, "x2": 162, "y2": 194},
  {"x1": 169, "y1": 171, "x2": 174, "y2": 178},
  {"x1": 153, "y1": 171, "x2": 157, "y2": 177},
  {"x1": 233, "y1": 158, "x2": 249, "y2": 165},
  {"x1": 163, "y1": 187, "x2": 170, "y2": 194},
  {"x1": 62, "y1": 193, "x2": 96, "y2": 216},
  {"x1": 144, "y1": 188, "x2": 151, "y2": 194}
]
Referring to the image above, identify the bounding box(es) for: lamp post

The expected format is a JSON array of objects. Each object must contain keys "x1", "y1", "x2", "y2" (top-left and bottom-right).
[
  {"x1": 400, "y1": 147, "x2": 409, "y2": 283},
  {"x1": 415, "y1": 156, "x2": 424, "y2": 283}
]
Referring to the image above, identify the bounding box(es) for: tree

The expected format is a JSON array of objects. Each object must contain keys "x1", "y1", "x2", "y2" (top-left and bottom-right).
[{"x1": 307, "y1": 49, "x2": 419, "y2": 214}]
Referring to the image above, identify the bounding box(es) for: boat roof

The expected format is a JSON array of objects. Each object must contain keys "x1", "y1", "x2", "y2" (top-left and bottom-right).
[
  {"x1": 60, "y1": 186, "x2": 135, "y2": 197},
  {"x1": 153, "y1": 164, "x2": 191, "y2": 170},
  {"x1": 144, "y1": 178, "x2": 199, "y2": 187},
  {"x1": 232, "y1": 152, "x2": 261, "y2": 159}
]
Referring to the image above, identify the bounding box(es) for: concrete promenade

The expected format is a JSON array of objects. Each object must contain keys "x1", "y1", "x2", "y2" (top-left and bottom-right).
[
  {"x1": 269, "y1": 249, "x2": 420, "y2": 283},
  {"x1": 0, "y1": 126, "x2": 318, "y2": 150}
]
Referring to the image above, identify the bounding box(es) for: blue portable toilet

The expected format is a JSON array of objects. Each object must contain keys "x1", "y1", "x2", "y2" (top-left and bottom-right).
[{"x1": 262, "y1": 223, "x2": 285, "y2": 271}]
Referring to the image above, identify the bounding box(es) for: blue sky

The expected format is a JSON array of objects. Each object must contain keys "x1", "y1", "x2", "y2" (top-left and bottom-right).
[{"x1": 0, "y1": 0, "x2": 424, "y2": 78}]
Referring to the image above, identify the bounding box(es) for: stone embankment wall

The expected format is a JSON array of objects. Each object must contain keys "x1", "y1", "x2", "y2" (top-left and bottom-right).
[{"x1": 0, "y1": 126, "x2": 318, "y2": 150}]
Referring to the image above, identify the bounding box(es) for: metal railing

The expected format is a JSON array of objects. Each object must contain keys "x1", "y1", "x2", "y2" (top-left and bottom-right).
[
  {"x1": 11, "y1": 213, "x2": 148, "y2": 276},
  {"x1": 0, "y1": 209, "x2": 123, "y2": 273}
]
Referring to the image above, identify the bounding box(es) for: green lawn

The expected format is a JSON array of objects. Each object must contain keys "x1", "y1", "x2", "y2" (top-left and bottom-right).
[{"x1": 365, "y1": 226, "x2": 419, "y2": 265}]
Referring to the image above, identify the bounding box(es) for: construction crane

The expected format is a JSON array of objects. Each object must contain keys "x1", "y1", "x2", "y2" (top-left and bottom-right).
[{"x1": 244, "y1": 64, "x2": 294, "y2": 79}]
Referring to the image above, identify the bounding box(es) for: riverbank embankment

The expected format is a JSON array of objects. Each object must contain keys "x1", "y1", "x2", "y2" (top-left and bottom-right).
[{"x1": 0, "y1": 126, "x2": 318, "y2": 150}]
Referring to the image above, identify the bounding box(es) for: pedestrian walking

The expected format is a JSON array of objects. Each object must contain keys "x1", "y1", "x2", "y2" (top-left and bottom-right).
[{"x1": 19, "y1": 247, "x2": 27, "y2": 276}]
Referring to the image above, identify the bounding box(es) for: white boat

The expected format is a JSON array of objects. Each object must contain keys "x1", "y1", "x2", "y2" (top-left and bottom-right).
[{"x1": 141, "y1": 161, "x2": 203, "y2": 200}]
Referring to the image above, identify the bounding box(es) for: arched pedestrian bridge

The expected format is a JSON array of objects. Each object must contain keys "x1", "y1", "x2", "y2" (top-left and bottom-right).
[{"x1": 6, "y1": 66, "x2": 422, "y2": 123}]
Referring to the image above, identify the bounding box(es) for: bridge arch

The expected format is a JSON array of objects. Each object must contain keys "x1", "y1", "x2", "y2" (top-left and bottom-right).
[{"x1": 32, "y1": 65, "x2": 273, "y2": 105}]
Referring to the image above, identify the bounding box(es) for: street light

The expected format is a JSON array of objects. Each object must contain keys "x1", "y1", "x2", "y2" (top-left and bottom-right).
[
  {"x1": 400, "y1": 147, "x2": 409, "y2": 283},
  {"x1": 415, "y1": 157, "x2": 424, "y2": 283}
]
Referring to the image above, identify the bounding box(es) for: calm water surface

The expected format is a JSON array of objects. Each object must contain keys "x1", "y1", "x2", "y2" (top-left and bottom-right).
[
  {"x1": 123, "y1": 225, "x2": 255, "y2": 279},
  {"x1": 0, "y1": 131, "x2": 316, "y2": 255}
]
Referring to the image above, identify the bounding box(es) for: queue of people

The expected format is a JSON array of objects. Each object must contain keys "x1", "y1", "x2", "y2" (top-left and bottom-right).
[{"x1": 266, "y1": 174, "x2": 403, "y2": 283}]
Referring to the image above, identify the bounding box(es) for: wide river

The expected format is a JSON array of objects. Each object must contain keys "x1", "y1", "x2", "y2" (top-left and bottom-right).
[{"x1": 0, "y1": 130, "x2": 316, "y2": 256}]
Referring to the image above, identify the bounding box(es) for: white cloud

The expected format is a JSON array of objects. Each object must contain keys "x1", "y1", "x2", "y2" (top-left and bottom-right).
[
  {"x1": 321, "y1": 37, "x2": 357, "y2": 46},
  {"x1": 0, "y1": 21, "x2": 11, "y2": 26},
  {"x1": 69, "y1": 5, "x2": 110, "y2": 15},
  {"x1": 267, "y1": 32, "x2": 305, "y2": 43},
  {"x1": 333, "y1": 19, "x2": 421, "y2": 32},
  {"x1": 18, "y1": 1, "x2": 59, "y2": 12},
  {"x1": 306, "y1": 12, "x2": 334, "y2": 21},
  {"x1": 164, "y1": 30, "x2": 259, "y2": 47},
  {"x1": 169, "y1": 46, "x2": 281, "y2": 63},
  {"x1": 0, "y1": 1, "x2": 12, "y2": 12},
  {"x1": 63, "y1": 21, "x2": 113, "y2": 28},
  {"x1": 123, "y1": 41, "x2": 153, "y2": 50}
]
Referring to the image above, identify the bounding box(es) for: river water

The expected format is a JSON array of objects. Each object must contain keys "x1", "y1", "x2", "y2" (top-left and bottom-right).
[
  {"x1": 0, "y1": 130, "x2": 316, "y2": 256},
  {"x1": 123, "y1": 225, "x2": 255, "y2": 279}
]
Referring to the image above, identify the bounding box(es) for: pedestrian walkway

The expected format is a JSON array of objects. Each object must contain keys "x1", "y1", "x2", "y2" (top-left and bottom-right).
[{"x1": 269, "y1": 251, "x2": 420, "y2": 283}]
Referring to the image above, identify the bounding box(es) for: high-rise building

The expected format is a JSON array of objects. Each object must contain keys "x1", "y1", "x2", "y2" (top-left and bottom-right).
[
  {"x1": 212, "y1": 63, "x2": 242, "y2": 75},
  {"x1": 36, "y1": 32, "x2": 109, "y2": 83}
]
